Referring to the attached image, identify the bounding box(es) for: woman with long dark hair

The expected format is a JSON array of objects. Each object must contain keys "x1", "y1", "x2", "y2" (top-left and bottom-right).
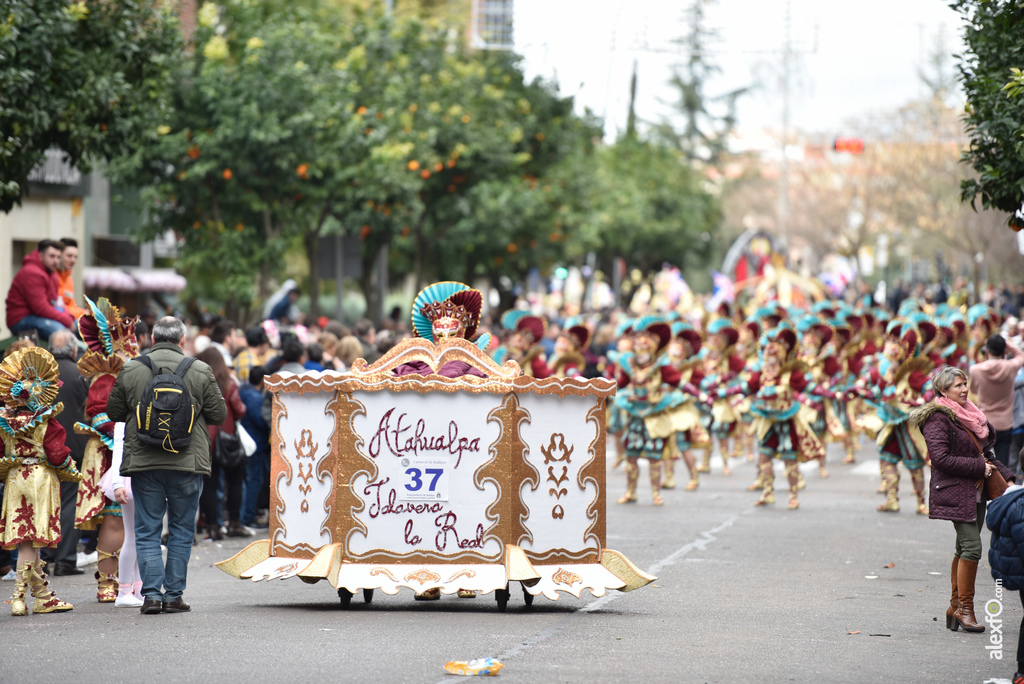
[
  {"x1": 195, "y1": 349, "x2": 249, "y2": 540},
  {"x1": 912, "y1": 366, "x2": 1015, "y2": 633}
]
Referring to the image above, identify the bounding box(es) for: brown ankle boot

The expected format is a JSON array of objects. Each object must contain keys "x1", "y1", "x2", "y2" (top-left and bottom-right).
[
  {"x1": 946, "y1": 557, "x2": 959, "y2": 630},
  {"x1": 953, "y1": 559, "x2": 985, "y2": 632}
]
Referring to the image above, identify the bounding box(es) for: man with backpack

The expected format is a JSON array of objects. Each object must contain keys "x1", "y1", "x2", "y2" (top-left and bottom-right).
[{"x1": 106, "y1": 317, "x2": 226, "y2": 615}]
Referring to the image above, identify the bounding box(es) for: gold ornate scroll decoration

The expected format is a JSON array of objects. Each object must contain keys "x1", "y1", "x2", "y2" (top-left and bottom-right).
[
  {"x1": 334, "y1": 391, "x2": 374, "y2": 554},
  {"x1": 269, "y1": 397, "x2": 290, "y2": 554},
  {"x1": 552, "y1": 567, "x2": 582, "y2": 588},
  {"x1": 542, "y1": 432, "x2": 573, "y2": 520},
  {"x1": 369, "y1": 567, "x2": 399, "y2": 582},
  {"x1": 479, "y1": 392, "x2": 537, "y2": 551},
  {"x1": 318, "y1": 393, "x2": 340, "y2": 544},
  {"x1": 578, "y1": 398, "x2": 607, "y2": 555},
  {"x1": 264, "y1": 336, "x2": 616, "y2": 399},
  {"x1": 295, "y1": 429, "x2": 318, "y2": 515},
  {"x1": 444, "y1": 569, "x2": 476, "y2": 583},
  {"x1": 404, "y1": 568, "x2": 442, "y2": 585}
]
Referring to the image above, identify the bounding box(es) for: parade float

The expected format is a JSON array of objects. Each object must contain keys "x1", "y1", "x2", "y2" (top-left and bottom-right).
[{"x1": 217, "y1": 336, "x2": 655, "y2": 610}]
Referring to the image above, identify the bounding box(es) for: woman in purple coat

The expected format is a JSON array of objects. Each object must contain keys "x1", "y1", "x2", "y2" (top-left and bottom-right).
[{"x1": 911, "y1": 366, "x2": 1015, "y2": 633}]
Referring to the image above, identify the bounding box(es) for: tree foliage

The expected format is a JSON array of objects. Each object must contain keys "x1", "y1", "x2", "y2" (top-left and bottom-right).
[
  {"x1": 110, "y1": 1, "x2": 721, "y2": 321},
  {"x1": 0, "y1": 0, "x2": 181, "y2": 211},
  {"x1": 951, "y1": 0, "x2": 1024, "y2": 227}
]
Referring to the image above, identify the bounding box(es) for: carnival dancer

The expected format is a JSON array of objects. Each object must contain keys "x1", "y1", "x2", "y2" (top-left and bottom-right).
[
  {"x1": 665, "y1": 322, "x2": 712, "y2": 490},
  {"x1": 829, "y1": 315, "x2": 861, "y2": 465},
  {"x1": 735, "y1": 316, "x2": 762, "y2": 463},
  {"x1": 74, "y1": 296, "x2": 141, "y2": 602},
  {"x1": 548, "y1": 319, "x2": 590, "y2": 378},
  {"x1": 0, "y1": 347, "x2": 82, "y2": 615},
  {"x1": 854, "y1": 320, "x2": 935, "y2": 514},
  {"x1": 400, "y1": 281, "x2": 490, "y2": 600},
  {"x1": 795, "y1": 314, "x2": 837, "y2": 479},
  {"x1": 744, "y1": 325, "x2": 827, "y2": 510},
  {"x1": 967, "y1": 304, "x2": 998, "y2": 366},
  {"x1": 492, "y1": 310, "x2": 550, "y2": 378},
  {"x1": 614, "y1": 316, "x2": 696, "y2": 505},
  {"x1": 697, "y1": 319, "x2": 745, "y2": 476},
  {"x1": 605, "y1": 319, "x2": 634, "y2": 469}
]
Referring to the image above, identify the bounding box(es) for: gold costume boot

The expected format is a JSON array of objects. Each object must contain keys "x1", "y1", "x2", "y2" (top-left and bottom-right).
[
  {"x1": 10, "y1": 561, "x2": 30, "y2": 616},
  {"x1": 30, "y1": 560, "x2": 73, "y2": 613},
  {"x1": 698, "y1": 448, "x2": 712, "y2": 474},
  {"x1": 785, "y1": 463, "x2": 801, "y2": 510},
  {"x1": 649, "y1": 461, "x2": 664, "y2": 506},
  {"x1": 747, "y1": 455, "x2": 766, "y2": 491},
  {"x1": 877, "y1": 463, "x2": 900, "y2": 512},
  {"x1": 910, "y1": 468, "x2": 928, "y2": 515},
  {"x1": 842, "y1": 438, "x2": 856, "y2": 465},
  {"x1": 754, "y1": 460, "x2": 775, "y2": 506},
  {"x1": 96, "y1": 548, "x2": 119, "y2": 603},
  {"x1": 876, "y1": 459, "x2": 887, "y2": 494},
  {"x1": 617, "y1": 460, "x2": 639, "y2": 504},
  {"x1": 662, "y1": 457, "x2": 676, "y2": 489}
]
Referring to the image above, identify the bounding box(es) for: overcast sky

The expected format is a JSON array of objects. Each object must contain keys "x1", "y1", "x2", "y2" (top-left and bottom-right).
[{"x1": 514, "y1": 0, "x2": 961, "y2": 139}]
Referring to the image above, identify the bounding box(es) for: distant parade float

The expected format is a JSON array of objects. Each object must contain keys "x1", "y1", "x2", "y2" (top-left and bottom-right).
[{"x1": 218, "y1": 284, "x2": 654, "y2": 610}]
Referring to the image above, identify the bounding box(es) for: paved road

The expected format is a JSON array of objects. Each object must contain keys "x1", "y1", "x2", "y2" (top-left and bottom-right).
[{"x1": 4, "y1": 441, "x2": 1019, "y2": 684}]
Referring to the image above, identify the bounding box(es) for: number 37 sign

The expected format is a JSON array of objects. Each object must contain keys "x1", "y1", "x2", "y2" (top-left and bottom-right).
[{"x1": 399, "y1": 458, "x2": 450, "y2": 501}]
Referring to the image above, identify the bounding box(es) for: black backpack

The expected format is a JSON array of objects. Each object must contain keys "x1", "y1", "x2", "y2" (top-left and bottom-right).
[{"x1": 134, "y1": 355, "x2": 197, "y2": 454}]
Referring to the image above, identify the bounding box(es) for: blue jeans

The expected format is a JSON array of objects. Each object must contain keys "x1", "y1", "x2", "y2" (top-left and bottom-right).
[
  {"x1": 241, "y1": 451, "x2": 270, "y2": 525},
  {"x1": 132, "y1": 470, "x2": 203, "y2": 600},
  {"x1": 10, "y1": 315, "x2": 66, "y2": 341}
]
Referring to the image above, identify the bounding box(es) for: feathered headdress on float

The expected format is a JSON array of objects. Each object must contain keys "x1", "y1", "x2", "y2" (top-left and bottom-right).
[
  {"x1": 77, "y1": 296, "x2": 140, "y2": 379},
  {"x1": 411, "y1": 281, "x2": 490, "y2": 350}
]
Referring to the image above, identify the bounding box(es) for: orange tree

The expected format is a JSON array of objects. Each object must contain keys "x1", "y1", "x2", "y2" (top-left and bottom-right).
[{"x1": 0, "y1": 0, "x2": 180, "y2": 211}]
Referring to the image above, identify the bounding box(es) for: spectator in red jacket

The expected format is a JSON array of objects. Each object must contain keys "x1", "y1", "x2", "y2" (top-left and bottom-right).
[{"x1": 5, "y1": 239, "x2": 74, "y2": 339}]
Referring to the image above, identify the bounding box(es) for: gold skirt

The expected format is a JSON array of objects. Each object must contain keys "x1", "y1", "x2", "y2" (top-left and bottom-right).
[
  {"x1": 75, "y1": 437, "x2": 114, "y2": 530},
  {"x1": 1, "y1": 463, "x2": 61, "y2": 549}
]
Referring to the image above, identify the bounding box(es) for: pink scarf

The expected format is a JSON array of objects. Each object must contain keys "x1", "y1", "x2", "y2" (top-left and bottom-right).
[{"x1": 936, "y1": 396, "x2": 990, "y2": 439}]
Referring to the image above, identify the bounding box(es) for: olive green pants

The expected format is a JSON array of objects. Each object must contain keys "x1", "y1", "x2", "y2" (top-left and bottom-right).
[{"x1": 952, "y1": 502, "x2": 986, "y2": 562}]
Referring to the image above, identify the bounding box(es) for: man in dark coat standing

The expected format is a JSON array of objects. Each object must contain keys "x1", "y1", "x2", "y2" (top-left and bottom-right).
[
  {"x1": 40, "y1": 328, "x2": 90, "y2": 575},
  {"x1": 107, "y1": 316, "x2": 226, "y2": 614}
]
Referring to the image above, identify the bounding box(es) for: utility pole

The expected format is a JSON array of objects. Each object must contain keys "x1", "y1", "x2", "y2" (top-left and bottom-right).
[{"x1": 777, "y1": 0, "x2": 792, "y2": 256}]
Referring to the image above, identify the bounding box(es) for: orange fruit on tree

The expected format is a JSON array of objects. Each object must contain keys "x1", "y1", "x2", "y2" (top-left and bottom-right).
[
  {"x1": 360, "y1": 225, "x2": 371, "y2": 239},
  {"x1": 434, "y1": 162, "x2": 444, "y2": 172},
  {"x1": 297, "y1": 164, "x2": 309, "y2": 179},
  {"x1": 446, "y1": 159, "x2": 456, "y2": 168},
  {"x1": 222, "y1": 168, "x2": 233, "y2": 180},
  {"x1": 407, "y1": 160, "x2": 420, "y2": 171},
  {"x1": 187, "y1": 145, "x2": 201, "y2": 160},
  {"x1": 507, "y1": 243, "x2": 517, "y2": 254},
  {"x1": 420, "y1": 169, "x2": 431, "y2": 179},
  {"x1": 356, "y1": 106, "x2": 368, "y2": 115}
]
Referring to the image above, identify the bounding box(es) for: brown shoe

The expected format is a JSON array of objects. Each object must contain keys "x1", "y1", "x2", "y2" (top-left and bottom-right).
[
  {"x1": 953, "y1": 559, "x2": 985, "y2": 632},
  {"x1": 162, "y1": 597, "x2": 191, "y2": 613}
]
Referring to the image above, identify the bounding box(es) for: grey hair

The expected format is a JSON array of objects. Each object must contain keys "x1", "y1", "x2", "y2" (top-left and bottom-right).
[
  {"x1": 932, "y1": 366, "x2": 968, "y2": 397},
  {"x1": 48, "y1": 328, "x2": 78, "y2": 357},
  {"x1": 152, "y1": 316, "x2": 187, "y2": 345}
]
